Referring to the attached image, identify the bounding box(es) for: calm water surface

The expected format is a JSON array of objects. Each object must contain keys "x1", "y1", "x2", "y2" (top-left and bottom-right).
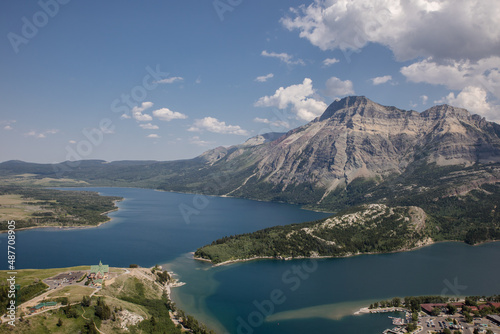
[{"x1": 1, "y1": 187, "x2": 499, "y2": 334}]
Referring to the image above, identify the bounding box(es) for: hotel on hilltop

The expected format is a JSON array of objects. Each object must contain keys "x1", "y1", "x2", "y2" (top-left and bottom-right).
[{"x1": 88, "y1": 261, "x2": 109, "y2": 286}]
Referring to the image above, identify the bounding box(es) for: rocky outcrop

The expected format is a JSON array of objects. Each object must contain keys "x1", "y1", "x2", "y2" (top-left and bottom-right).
[{"x1": 119, "y1": 309, "x2": 144, "y2": 330}]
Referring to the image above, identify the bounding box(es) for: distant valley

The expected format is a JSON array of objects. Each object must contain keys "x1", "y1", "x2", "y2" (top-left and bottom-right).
[{"x1": 2, "y1": 96, "x2": 500, "y2": 260}]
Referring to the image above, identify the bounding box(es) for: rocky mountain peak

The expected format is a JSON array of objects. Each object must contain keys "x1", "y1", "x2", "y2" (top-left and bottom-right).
[
  {"x1": 198, "y1": 132, "x2": 286, "y2": 165},
  {"x1": 236, "y1": 96, "x2": 500, "y2": 194},
  {"x1": 317, "y1": 96, "x2": 405, "y2": 122},
  {"x1": 421, "y1": 104, "x2": 472, "y2": 120},
  {"x1": 241, "y1": 132, "x2": 285, "y2": 147},
  {"x1": 190, "y1": 96, "x2": 500, "y2": 205}
]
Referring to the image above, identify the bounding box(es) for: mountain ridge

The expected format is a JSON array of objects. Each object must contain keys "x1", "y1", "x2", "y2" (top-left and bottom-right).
[
  {"x1": 196, "y1": 96, "x2": 500, "y2": 204},
  {"x1": 1, "y1": 96, "x2": 500, "y2": 212},
  {"x1": 2, "y1": 96, "x2": 499, "y2": 260}
]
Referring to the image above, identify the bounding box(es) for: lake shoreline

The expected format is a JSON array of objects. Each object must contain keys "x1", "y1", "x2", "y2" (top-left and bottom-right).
[
  {"x1": 193, "y1": 238, "x2": 500, "y2": 267},
  {"x1": 3, "y1": 187, "x2": 500, "y2": 334},
  {"x1": 152, "y1": 188, "x2": 336, "y2": 214},
  {"x1": 0, "y1": 198, "x2": 122, "y2": 234},
  {"x1": 354, "y1": 306, "x2": 407, "y2": 315},
  {"x1": 192, "y1": 238, "x2": 448, "y2": 266}
]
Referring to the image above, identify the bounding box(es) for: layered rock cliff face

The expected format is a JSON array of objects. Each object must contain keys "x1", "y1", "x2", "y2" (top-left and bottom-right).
[
  {"x1": 201, "y1": 96, "x2": 500, "y2": 203},
  {"x1": 198, "y1": 132, "x2": 285, "y2": 165}
]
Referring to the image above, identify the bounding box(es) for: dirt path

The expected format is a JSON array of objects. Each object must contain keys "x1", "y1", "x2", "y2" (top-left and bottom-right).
[
  {"x1": 1, "y1": 268, "x2": 131, "y2": 324},
  {"x1": 0, "y1": 300, "x2": 82, "y2": 323},
  {"x1": 0, "y1": 285, "x2": 96, "y2": 323},
  {"x1": 81, "y1": 308, "x2": 89, "y2": 320},
  {"x1": 1, "y1": 267, "x2": 180, "y2": 333}
]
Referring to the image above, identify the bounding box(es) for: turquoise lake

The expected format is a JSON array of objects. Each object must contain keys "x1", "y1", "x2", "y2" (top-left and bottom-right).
[{"x1": 1, "y1": 187, "x2": 500, "y2": 334}]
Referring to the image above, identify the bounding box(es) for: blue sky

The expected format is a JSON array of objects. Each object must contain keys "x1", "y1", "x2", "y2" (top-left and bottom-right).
[{"x1": 1, "y1": 0, "x2": 499, "y2": 163}]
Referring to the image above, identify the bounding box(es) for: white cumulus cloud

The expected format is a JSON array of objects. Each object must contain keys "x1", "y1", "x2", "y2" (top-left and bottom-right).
[
  {"x1": 437, "y1": 86, "x2": 500, "y2": 123},
  {"x1": 25, "y1": 129, "x2": 59, "y2": 139},
  {"x1": 281, "y1": 0, "x2": 500, "y2": 62},
  {"x1": 323, "y1": 58, "x2": 339, "y2": 66},
  {"x1": 255, "y1": 78, "x2": 327, "y2": 122},
  {"x1": 261, "y1": 50, "x2": 305, "y2": 66},
  {"x1": 282, "y1": 0, "x2": 500, "y2": 121},
  {"x1": 156, "y1": 76, "x2": 184, "y2": 84},
  {"x1": 254, "y1": 117, "x2": 271, "y2": 124},
  {"x1": 401, "y1": 56, "x2": 500, "y2": 121},
  {"x1": 253, "y1": 117, "x2": 290, "y2": 129},
  {"x1": 1, "y1": 120, "x2": 16, "y2": 131},
  {"x1": 139, "y1": 123, "x2": 159, "y2": 130},
  {"x1": 133, "y1": 113, "x2": 152, "y2": 122},
  {"x1": 147, "y1": 134, "x2": 160, "y2": 138},
  {"x1": 421, "y1": 95, "x2": 428, "y2": 105},
  {"x1": 401, "y1": 57, "x2": 500, "y2": 96},
  {"x1": 325, "y1": 77, "x2": 354, "y2": 99},
  {"x1": 152, "y1": 108, "x2": 188, "y2": 121},
  {"x1": 371, "y1": 75, "x2": 392, "y2": 85},
  {"x1": 189, "y1": 136, "x2": 213, "y2": 147},
  {"x1": 255, "y1": 73, "x2": 274, "y2": 82},
  {"x1": 188, "y1": 117, "x2": 249, "y2": 136},
  {"x1": 128, "y1": 102, "x2": 154, "y2": 122}
]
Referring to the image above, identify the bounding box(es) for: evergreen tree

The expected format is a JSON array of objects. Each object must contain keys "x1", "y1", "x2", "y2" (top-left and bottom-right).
[{"x1": 81, "y1": 295, "x2": 91, "y2": 307}]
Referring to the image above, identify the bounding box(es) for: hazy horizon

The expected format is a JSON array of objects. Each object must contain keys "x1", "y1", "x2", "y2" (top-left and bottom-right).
[{"x1": 2, "y1": 0, "x2": 499, "y2": 163}]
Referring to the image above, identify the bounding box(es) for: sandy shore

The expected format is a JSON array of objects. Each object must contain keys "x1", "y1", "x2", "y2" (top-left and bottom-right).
[
  {"x1": 354, "y1": 306, "x2": 407, "y2": 315},
  {"x1": 193, "y1": 255, "x2": 276, "y2": 266}
]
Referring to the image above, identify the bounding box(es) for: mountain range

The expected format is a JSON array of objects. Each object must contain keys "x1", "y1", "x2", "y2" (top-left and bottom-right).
[
  {"x1": 193, "y1": 96, "x2": 500, "y2": 205},
  {"x1": 2, "y1": 96, "x2": 500, "y2": 245}
]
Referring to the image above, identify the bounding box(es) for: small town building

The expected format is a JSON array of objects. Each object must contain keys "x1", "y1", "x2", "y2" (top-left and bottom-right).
[
  {"x1": 29, "y1": 301, "x2": 57, "y2": 314},
  {"x1": 488, "y1": 302, "x2": 500, "y2": 309},
  {"x1": 421, "y1": 301, "x2": 499, "y2": 315},
  {"x1": 487, "y1": 314, "x2": 500, "y2": 326},
  {"x1": 420, "y1": 303, "x2": 463, "y2": 315},
  {"x1": 88, "y1": 261, "x2": 109, "y2": 286}
]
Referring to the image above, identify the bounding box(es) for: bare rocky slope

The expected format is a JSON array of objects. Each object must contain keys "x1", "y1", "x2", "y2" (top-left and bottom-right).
[{"x1": 178, "y1": 96, "x2": 500, "y2": 208}]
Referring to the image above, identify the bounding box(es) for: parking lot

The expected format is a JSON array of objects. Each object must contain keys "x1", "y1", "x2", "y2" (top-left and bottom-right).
[
  {"x1": 419, "y1": 314, "x2": 500, "y2": 334},
  {"x1": 43, "y1": 271, "x2": 87, "y2": 289}
]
